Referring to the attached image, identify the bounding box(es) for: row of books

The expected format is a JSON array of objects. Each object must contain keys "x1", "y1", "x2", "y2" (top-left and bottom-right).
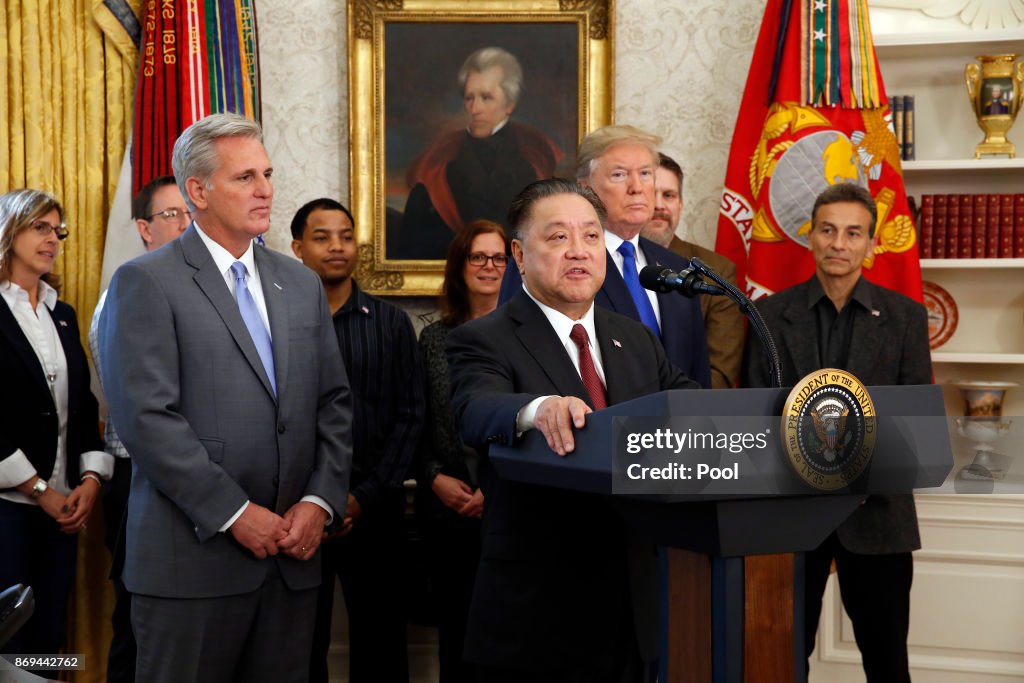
[
  {"x1": 918, "y1": 194, "x2": 1024, "y2": 259},
  {"x1": 891, "y1": 95, "x2": 915, "y2": 161}
]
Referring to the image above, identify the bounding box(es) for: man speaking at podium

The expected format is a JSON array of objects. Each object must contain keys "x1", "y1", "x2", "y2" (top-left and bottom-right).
[
  {"x1": 743, "y1": 183, "x2": 931, "y2": 682},
  {"x1": 446, "y1": 178, "x2": 699, "y2": 683}
]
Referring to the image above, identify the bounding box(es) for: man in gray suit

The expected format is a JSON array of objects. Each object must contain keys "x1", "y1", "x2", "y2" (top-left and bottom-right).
[
  {"x1": 99, "y1": 113, "x2": 353, "y2": 683},
  {"x1": 743, "y1": 183, "x2": 931, "y2": 683}
]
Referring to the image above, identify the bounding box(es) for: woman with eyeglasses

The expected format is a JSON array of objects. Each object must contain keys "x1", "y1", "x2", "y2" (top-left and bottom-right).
[
  {"x1": 416, "y1": 219, "x2": 508, "y2": 683},
  {"x1": 0, "y1": 189, "x2": 111, "y2": 655}
]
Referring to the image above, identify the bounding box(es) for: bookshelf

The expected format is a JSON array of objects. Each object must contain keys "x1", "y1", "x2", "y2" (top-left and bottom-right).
[
  {"x1": 874, "y1": 28, "x2": 1024, "y2": 55},
  {"x1": 875, "y1": 30, "x2": 1024, "y2": 417},
  {"x1": 902, "y1": 158, "x2": 1024, "y2": 173},
  {"x1": 805, "y1": 23, "x2": 1024, "y2": 683}
]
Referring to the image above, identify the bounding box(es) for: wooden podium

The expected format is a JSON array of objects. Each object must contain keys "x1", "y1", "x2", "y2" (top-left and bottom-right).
[{"x1": 489, "y1": 384, "x2": 953, "y2": 682}]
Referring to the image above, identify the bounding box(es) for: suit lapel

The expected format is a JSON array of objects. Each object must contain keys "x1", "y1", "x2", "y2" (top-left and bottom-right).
[
  {"x1": 594, "y1": 310, "x2": 631, "y2": 406},
  {"x1": 639, "y1": 238, "x2": 683, "y2": 352},
  {"x1": 255, "y1": 246, "x2": 288, "y2": 399},
  {"x1": 509, "y1": 292, "x2": 592, "y2": 406},
  {"x1": 50, "y1": 305, "x2": 80, "y2": 395},
  {"x1": 779, "y1": 284, "x2": 821, "y2": 379},
  {"x1": 181, "y1": 227, "x2": 277, "y2": 400},
  {"x1": 847, "y1": 283, "x2": 885, "y2": 379},
  {"x1": 597, "y1": 251, "x2": 636, "y2": 318},
  {"x1": 0, "y1": 295, "x2": 51, "y2": 398}
]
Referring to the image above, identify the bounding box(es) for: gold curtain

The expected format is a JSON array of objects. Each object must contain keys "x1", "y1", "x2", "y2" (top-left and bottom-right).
[
  {"x1": 1, "y1": 1, "x2": 138, "y2": 680},
  {"x1": 0, "y1": 0, "x2": 136, "y2": 328}
]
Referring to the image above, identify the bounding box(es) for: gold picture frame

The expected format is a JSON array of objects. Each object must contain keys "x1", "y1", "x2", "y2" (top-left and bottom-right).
[{"x1": 348, "y1": 0, "x2": 614, "y2": 296}]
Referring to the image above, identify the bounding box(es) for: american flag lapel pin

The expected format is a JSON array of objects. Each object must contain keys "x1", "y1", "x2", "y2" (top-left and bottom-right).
[
  {"x1": 58, "y1": 320, "x2": 68, "y2": 327},
  {"x1": 361, "y1": 305, "x2": 370, "y2": 314},
  {"x1": 871, "y1": 309, "x2": 880, "y2": 317},
  {"x1": 612, "y1": 338, "x2": 622, "y2": 348}
]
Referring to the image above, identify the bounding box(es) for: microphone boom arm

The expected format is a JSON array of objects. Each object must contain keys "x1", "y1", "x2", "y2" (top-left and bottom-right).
[{"x1": 688, "y1": 256, "x2": 783, "y2": 389}]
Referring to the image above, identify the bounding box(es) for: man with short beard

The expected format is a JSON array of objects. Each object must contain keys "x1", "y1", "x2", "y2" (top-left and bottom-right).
[{"x1": 641, "y1": 153, "x2": 744, "y2": 388}]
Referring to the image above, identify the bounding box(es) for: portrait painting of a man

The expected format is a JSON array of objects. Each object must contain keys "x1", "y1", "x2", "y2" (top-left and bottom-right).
[
  {"x1": 384, "y1": 23, "x2": 579, "y2": 261},
  {"x1": 984, "y1": 80, "x2": 1012, "y2": 116}
]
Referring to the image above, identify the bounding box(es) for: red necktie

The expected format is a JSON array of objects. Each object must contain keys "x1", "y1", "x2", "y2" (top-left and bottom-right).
[{"x1": 569, "y1": 324, "x2": 608, "y2": 410}]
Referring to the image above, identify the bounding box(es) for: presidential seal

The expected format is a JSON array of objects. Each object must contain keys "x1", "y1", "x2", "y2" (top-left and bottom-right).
[{"x1": 781, "y1": 369, "x2": 876, "y2": 491}]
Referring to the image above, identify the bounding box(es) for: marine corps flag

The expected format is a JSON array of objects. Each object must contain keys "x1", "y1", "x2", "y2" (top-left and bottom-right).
[{"x1": 715, "y1": 0, "x2": 921, "y2": 302}]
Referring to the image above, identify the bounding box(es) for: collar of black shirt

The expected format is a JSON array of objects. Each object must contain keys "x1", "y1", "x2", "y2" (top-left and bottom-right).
[
  {"x1": 805, "y1": 274, "x2": 873, "y2": 314},
  {"x1": 335, "y1": 280, "x2": 373, "y2": 318}
]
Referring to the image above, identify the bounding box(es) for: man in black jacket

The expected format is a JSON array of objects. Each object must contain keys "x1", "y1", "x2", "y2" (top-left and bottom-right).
[{"x1": 744, "y1": 183, "x2": 931, "y2": 682}]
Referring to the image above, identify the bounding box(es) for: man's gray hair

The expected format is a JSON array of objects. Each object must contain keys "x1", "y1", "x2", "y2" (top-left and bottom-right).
[
  {"x1": 172, "y1": 113, "x2": 264, "y2": 212},
  {"x1": 575, "y1": 124, "x2": 661, "y2": 182},
  {"x1": 458, "y1": 47, "x2": 523, "y2": 106}
]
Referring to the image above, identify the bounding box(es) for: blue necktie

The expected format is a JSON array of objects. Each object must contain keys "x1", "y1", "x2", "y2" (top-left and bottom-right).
[
  {"x1": 230, "y1": 261, "x2": 277, "y2": 396},
  {"x1": 617, "y1": 241, "x2": 660, "y2": 337}
]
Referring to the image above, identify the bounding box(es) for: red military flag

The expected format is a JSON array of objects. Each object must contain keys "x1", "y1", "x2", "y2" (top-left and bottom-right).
[
  {"x1": 716, "y1": 0, "x2": 921, "y2": 302},
  {"x1": 132, "y1": 0, "x2": 261, "y2": 195},
  {"x1": 102, "y1": 1, "x2": 262, "y2": 286}
]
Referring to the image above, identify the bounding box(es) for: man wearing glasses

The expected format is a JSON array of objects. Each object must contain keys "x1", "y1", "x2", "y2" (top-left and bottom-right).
[{"x1": 88, "y1": 174, "x2": 190, "y2": 683}]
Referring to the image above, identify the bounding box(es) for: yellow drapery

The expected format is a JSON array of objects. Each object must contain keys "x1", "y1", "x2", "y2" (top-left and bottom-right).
[
  {"x1": 1, "y1": 0, "x2": 136, "y2": 329},
  {"x1": 1, "y1": 1, "x2": 138, "y2": 680}
]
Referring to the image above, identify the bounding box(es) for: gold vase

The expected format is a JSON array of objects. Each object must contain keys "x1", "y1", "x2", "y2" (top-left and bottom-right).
[{"x1": 964, "y1": 54, "x2": 1024, "y2": 158}]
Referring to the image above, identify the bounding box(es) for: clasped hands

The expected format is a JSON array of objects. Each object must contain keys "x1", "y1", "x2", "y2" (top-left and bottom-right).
[
  {"x1": 30, "y1": 475, "x2": 100, "y2": 535},
  {"x1": 229, "y1": 500, "x2": 327, "y2": 561},
  {"x1": 431, "y1": 473, "x2": 483, "y2": 518}
]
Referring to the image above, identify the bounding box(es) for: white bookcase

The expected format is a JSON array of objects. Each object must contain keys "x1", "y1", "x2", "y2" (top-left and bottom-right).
[
  {"x1": 807, "y1": 16, "x2": 1024, "y2": 683},
  {"x1": 875, "y1": 30, "x2": 1024, "y2": 418}
]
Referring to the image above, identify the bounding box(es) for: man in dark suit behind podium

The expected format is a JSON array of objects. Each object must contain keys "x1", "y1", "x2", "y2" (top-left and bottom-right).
[
  {"x1": 498, "y1": 125, "x2": 711, "y2": 388},
  {"x1": 743, "y1": 183, "x2": 931, "y2": 682},
  {"x1": 447, "y1": 179, "x2": 699, "y2": 682}
]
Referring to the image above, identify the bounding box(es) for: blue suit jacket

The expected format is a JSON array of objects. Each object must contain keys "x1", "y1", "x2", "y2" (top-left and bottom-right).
[{"x1": 500, "y1": 236, "x2": 711, "y2": 387}]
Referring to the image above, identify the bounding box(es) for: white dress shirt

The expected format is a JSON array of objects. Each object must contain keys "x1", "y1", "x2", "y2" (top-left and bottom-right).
[
  {"x1": 516, "y1": 286, "x2": 606, "y2": 432},
  {"x1": 194, "y1": 223, "x2": 272, "y2": 337},
  {"x1": 0, "y1": 280, "x2": 113, "y2": 504}
]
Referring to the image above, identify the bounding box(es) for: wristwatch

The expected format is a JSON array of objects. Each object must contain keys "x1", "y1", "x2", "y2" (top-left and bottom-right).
[{"x1": 30, "y1": 478, "x2": 48, "y2": 499}]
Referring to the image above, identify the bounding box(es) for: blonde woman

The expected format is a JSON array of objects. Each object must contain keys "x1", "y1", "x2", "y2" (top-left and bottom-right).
[{"x1": 0, "y1": 189, "x2": 111, "y2": 655}]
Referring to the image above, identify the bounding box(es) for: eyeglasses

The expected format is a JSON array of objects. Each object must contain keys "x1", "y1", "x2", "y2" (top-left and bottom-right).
[
  {"x1": 146, "y1": 208, "x2": 192, "y2": 222},
  {"x1": 467, "y1": 252, "x2": 508, "y2": 267},
  {"x1": 31, "y1": 220, "x2": 69, "y2": 241}
]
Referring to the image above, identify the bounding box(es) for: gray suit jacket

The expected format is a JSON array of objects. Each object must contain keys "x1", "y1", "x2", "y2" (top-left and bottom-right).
[
  {"x1": 99, "y1": 226, "x2": 352, "y2": 598},
  {"x1": 743, "y1": 276, "x2": 932, "y2": 554}
]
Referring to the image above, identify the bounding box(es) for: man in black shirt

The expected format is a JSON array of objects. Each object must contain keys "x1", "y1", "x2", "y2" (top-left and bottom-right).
[
  {"x1": 292, "y1": 198, "x2": 425, "y2": 683},
  {"x1": 743, "y1": 183, "x2": 931, "y2": 683}
]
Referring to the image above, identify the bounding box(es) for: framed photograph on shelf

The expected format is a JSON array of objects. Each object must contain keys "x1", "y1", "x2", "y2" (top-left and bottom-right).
[{"x1": 347, "y1": 0, "x2": 614, "y2": 295}]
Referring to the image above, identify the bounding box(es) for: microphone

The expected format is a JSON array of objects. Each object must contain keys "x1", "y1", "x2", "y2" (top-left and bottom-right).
[{"x1": 639, "y1": 265, "x2": 725, "y2": 297}]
